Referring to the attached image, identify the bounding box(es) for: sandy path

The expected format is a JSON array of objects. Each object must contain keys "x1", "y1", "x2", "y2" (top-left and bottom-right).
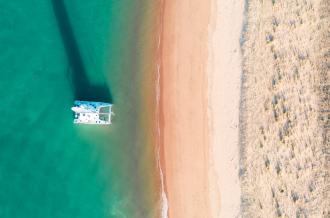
[{"x1": 208, "y1": 0, "x2": 245, "y2": 217}]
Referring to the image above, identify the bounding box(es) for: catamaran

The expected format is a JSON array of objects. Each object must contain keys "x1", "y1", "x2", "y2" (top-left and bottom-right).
[{"x1": 71, "y1": 100, "x2": 113, "y2": 125}]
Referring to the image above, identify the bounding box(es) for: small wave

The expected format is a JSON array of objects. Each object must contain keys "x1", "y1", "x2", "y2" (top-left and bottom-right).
[
  {"x1": 156, "y1": 61, "x2": 168, "y2": 218},
  {"x1": 156, "y1": 4, "x2": 169, "y2": 215}
]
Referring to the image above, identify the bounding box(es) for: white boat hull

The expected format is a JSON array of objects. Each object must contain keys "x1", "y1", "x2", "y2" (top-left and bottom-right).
[{"x1": 71, "y1": 101, "x2": 113, "y2": 125}]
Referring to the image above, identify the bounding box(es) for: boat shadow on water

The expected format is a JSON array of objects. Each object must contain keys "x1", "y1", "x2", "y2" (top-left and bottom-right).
[{"x1": 51, "y1": 0, "x2": 112, "y2": 103}]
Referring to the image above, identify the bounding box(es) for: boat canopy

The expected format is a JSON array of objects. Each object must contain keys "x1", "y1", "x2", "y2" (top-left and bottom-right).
[{"x1": 71, "y1": 101, "x2": 113, "y2": 125}]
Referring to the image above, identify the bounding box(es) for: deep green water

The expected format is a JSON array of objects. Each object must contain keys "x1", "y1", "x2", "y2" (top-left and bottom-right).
[{"x1": 0, "y1": 0, "x2": 160, "y2": 217}]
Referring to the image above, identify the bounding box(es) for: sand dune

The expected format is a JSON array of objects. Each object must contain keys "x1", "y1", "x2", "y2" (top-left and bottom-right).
[{"x1": 240, "y1": 0, "x2": 330, "y2": 217}]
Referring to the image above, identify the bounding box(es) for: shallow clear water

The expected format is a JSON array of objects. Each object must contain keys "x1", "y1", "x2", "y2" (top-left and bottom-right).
[{"x1": 0, "y1": 0, "x2": 160, "y2": 217}]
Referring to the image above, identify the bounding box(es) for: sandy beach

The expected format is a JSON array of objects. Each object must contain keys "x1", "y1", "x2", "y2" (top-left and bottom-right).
[
  {"x1": 159, "y1": 0, "x2": 244, "y2": 217},
  {"x1": 159, "y1": 0, "x2": 328, "y2": 217},
  {"x1": 209, "y1": 0, "x2": 244, "y2": 217},
  {"x1": 161, "y1": 0, "x2": 210, "y2": 218},
  {"x1": 160, "y1": 0, "x2": 212, "y2": 217}
]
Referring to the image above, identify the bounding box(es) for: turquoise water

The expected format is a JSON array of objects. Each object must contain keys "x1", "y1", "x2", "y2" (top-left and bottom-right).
[{"x1": 0, "y1": 0, "x2": 160, "y2": 217}]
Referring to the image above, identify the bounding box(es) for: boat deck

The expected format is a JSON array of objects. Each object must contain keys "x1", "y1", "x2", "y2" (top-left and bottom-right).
[{"x1": 71, "y1": 101, "x2": 113, "y2": 125}]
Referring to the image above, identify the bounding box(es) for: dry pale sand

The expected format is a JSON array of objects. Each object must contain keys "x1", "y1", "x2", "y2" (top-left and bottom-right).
[
  {"x1": 208, "y1": 0, "x2": 245, "y2": 217},
  {"x1": 159, "y1": 0, "x2": 212, "y2": 217},
  {"x1": 240, "y1": 0, "x2": 330, "y2": 217}
]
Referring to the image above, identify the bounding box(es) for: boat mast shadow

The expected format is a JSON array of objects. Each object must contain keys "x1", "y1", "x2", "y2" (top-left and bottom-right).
[{"x1": 51, "y1": 0, "x2": 112, "y2": 103}]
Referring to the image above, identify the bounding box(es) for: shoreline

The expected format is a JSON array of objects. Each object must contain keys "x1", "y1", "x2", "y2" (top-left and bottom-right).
[{"x1": 156, "y1": 1, "x2": 169, "y2": 217}]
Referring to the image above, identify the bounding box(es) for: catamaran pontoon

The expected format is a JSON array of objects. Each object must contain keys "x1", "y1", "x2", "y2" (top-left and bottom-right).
[{"x1": 71, "y1": 101, "x2": 113, "y2": 125}]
